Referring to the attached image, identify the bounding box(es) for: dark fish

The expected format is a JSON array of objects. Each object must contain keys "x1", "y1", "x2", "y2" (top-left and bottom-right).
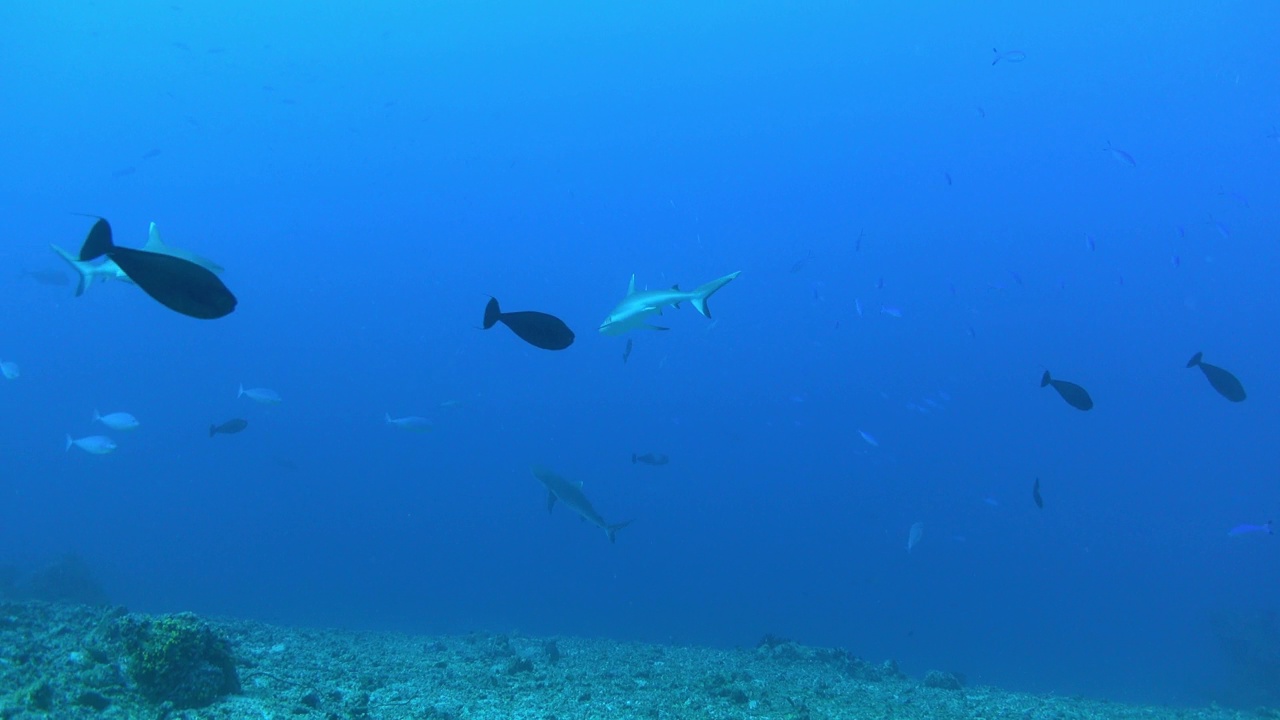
[
  {"x1": 1033, "y1": 477, "x2": 1043, "y2": 509},
  {"x1": 944, "y1": 171, "x2": 952, "y2": 186},
  {"x1": 622, "y1": 338, "x2": 633, "y2": 364},
  {"x1": 991, "y1": 48, "x2": 1027, "y2": 65},
  {"x1": 20, "y1": 268, "x2": 70, "y2": 286},
  {"x1": 210, "y1": 418, "x2": 248, "y2": 437},
  {"x1": 789, "y1": 250, "x2": 814, "y2": 273},
  {"x1": 482, "y1": 297, "x2": 574, "y2": 350},
  {"x1": 77, "y1": 217, "x2": 237, "y2": 319},
  {"x1": 1040, "y1": 370, "x2": 1093, "y2": 411},
  {"x1": 141, "y1": 148, "x2": 163, "y2": 159},
  {"x1": 632, "y1": 453, "x2": 669, "y2": 466},
  {"x1": 1186, "y1": 352, "x2": 1246, "y2": 402}
]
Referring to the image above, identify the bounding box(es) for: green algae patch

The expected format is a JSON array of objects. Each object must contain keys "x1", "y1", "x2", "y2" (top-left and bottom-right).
[{"x1": 117, "y1": 611, "x2": 240, "y2": 709}]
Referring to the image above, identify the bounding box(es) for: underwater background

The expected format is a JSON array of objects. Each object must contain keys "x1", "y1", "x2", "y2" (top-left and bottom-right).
[{"x1": 1, "y1": 0, "x2": 1278, "y2": 709}]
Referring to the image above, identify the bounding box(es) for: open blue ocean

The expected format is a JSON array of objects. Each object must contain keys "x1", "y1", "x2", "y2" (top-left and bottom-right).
[{"x1": 2, "y1": 0, "x2": 1278, "y2": 710}]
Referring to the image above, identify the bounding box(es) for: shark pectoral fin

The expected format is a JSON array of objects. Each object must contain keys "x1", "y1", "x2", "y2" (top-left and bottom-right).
[{"x1": 546, "y1": 490, "x2": 558, "y2": 513}]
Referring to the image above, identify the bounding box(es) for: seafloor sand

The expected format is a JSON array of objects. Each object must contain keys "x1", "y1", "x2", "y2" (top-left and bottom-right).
[{"x1": 0, "y1": 600, "x2": 1269, "y2": 720}]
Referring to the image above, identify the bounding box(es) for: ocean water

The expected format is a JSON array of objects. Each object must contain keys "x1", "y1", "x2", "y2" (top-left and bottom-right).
[{"x1": 1, "y1": 0, "x2": 1278, "y2": 709}]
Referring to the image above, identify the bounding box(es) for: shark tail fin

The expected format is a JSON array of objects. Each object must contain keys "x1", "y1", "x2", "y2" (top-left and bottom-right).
[
  {"x1": 50, "y1": 244, "x2": 93, "y2": 297},
  {"x1": 79, "y1": 217, "x2": 115, "y2": 261},
  {"x1": 606, "y1": 520, "x2": 633, "y2": 544},
  {"x1": 1187, "y1": 351, "x2": 1203, "y2": 368},
  {"x1": 1040, "y1": 370, "x2": 1052, "y2": 387},
  {"x1": 690, "y1": 271, "x2": 741, "y2": 319},
  {"x1": 65, "y1": 434, "x2": 74, "y2": 452}
]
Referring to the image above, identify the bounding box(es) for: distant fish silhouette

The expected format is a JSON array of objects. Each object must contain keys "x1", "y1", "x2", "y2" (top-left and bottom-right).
[
  {"x1": 1103, "y1": 141, "x2": 1136, "y2": 168},
  {"x1": 632, "y1": 453, "x2": 669, "y2": 466},
  {"x1": 1186, "y1": 352, "x2": 1246, "y2": 402},
  {"x1": 1033, "y1": 477, "x2": 1043, "y2": 509},
  {"x1": 1040, "y1": 370, "x2": 1093, "y2": 411},
  {"x1": 483, "y1": 297, "x2": 575, "y2": 351},
  {"x1": 623, "y1": 338, "x2": 633, "y2": 364},
  {"x1": 991, "y1": 48, "x2": 1026, "y2": 65},
  {"x1": 210, "y1": 418, "x2": 248, "y2": 437}
]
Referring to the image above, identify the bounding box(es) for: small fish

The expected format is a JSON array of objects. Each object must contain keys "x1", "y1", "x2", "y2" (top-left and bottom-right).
[
  {"x1": 907, "y1": 522, "x2": 924, "y2": 552},
  {"x1": 1228, "y1": 521, "x2": 1272, "y2": 537},
  {"x1": 1033, "y1": 477, "x2": 1043, "y2": 509},
  {"x1": 385, "y1": 413, "x2": 432, "y2": 432},
  {"x1": 943, "y1": 171, "x2": 952, "y2": 186},
  {"x1": 93, "y1": 410, "x2": 139, "y2": 431},
  {"x1": 66, "y1": 434, "x2": 117, "y2": 455},
  {"x1": 1085, "y1": 233, "x2": 1096, "y2": 251},
  {"x1": 1186, "y1": 352, "x2": 1246, "y2": 402},
  {"x1": 976, "y1": 106, "x2": 986, "y2": 119},
  {"x1": 789, "y1": 249, "x2": 815, "y2": 274},
  {"x1": 1175, "y1": 224, "x2": 1186, "y2": 239},
  {"x1": 1171, "y1": 254, "x2": 1181, "y2": 268},
  {"x1": 991, "y1": 48, "x2": 1026, "y2": 65},
  {"x1": 238, "y1": 384, "x2": 282, "y2": 404},
  {"x1": 20, "y1": 268, "x2": 70, "y2": 286},
  {"x1": 1040, "y1": 370, "x2": 1094, "y2": 411},
  {"x1": 855, "y1": 230, "x2": 864, "y2": 252},
  {"x1": 622, "y1": 338, "x2": 633, "y2": 364},
  {"x1": 0, "y1": 361, "x2": 18, "y2": 380},
  {"x1": 1207, "y1": 216, "x2": 1230, "y2": 239},
  {"x1": 880, "y1": 305, "x2": 902, "y2": 318},
  {"x1": 1103, "y1": 141, "x2": 1136, "y2": 168},
  {"x1": 486, "y1": 297, "x2": 575, "y2": 350},
  {"x1": 210, "y1": 418, "x2": 248, "y2": 437},
  {"x1": 141, "y1": 148, "x2": 164, "y2": 160},
  {"x1": 111, "y1": 166, "x2": 138, "y2": 178},
  {"x1": 632, "y1": 453, "x2": 669, "y2": 466},
  {"x1": 858, "y1": 430, "x2": 879, "y2": 447}
]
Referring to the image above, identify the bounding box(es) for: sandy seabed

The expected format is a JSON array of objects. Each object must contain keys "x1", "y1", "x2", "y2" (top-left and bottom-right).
[{"x1": 0, "y1": 600, "x2": 1270, "y2": 720}]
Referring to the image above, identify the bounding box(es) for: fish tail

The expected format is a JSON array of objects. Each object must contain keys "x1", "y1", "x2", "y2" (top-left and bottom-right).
[
  {"x1": 78, "y1": 217, "x2": 115, "y2": 261},
  {"x1": 49, "y1": 244, "x2": 92, "y2": 297},
  {"x1": 606, "y1": 520, "x2": 633, "y2": 544},
  {"x1": 690, "y1": 271, "x2": 741, "y2": 319},
  {"x1": 483, "y1": 297, "x2": 501, "y2": 329},
  {"x1": 237, "y1": 384, "x2": 245, "y2": 399},
  {"x1": 1186, "y1": 352, "x2": 1203, "y2": 368},
  {"x1": 209, "y1": 425, "x2": 217, "y2": 437},
  {"x1": 65, "y1": 434, "x2": 73, "y2": 452},
  {"x1": 1040, "y1": 370, "x2": 1051, "y2": 387}
]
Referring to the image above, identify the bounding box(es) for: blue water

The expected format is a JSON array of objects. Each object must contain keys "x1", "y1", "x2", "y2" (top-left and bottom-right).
[{"x1": 2, "y1": 0, "x2": 1278, "y2": 708}]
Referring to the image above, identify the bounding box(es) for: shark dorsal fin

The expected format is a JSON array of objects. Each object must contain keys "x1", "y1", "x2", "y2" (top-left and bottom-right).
[
  {"x1": 145, "y1": 222, "x2": 166, "y2": 252},
  {"x1": 626, "y1": 274, "x2": 636, "y2": 296}
]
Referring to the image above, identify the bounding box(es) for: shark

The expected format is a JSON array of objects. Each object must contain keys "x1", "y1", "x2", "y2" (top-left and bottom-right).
[
  {"x1": 532, "y1": 465, "x2": 632, "y2": 543},
  {"x1": 51, "y1": 222, "x2": 225, "y2": 297},
  {"x1": 599, "y1": 270, "x2": 741, "y2": 335}
]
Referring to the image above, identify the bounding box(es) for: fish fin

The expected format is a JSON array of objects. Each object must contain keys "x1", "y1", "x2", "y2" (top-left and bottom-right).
[
  {"x1": 1186, "y1": 352, "x2": 1203, "y2": 368},
  {"x1": 1040, "y1": 370, "x2": 1051, "y2": 387},
  {"x1": 79, "y1": 217, "x2": 114, "y2": 261},
  {"x1": 606, "y1": 519, "x2": 633, "y2": 544},
  {"x1": 646, "y1": 325, "x2": 670, "y2": 332},
  {"x1": 50, "y1": 244, "x2": 91, "y2": 297},
  {"x1": 237, "y1": 384, "x2": 245, "y2": 399},
  {"x1": 483, "y1": 297, "x2": 501, "y2": 329},
  {"x1": 546, "y1": 490, "x2": 557, "y2": 513},
  {"x1": 144, "y1": 222, "x2": 166, "y2": 252},
  {"x1": 626, "y1": 274, "x2": 636, "y2": 296},
  {"x1": 690, "y1": 271, "x2": 741, "y2": 319}
]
